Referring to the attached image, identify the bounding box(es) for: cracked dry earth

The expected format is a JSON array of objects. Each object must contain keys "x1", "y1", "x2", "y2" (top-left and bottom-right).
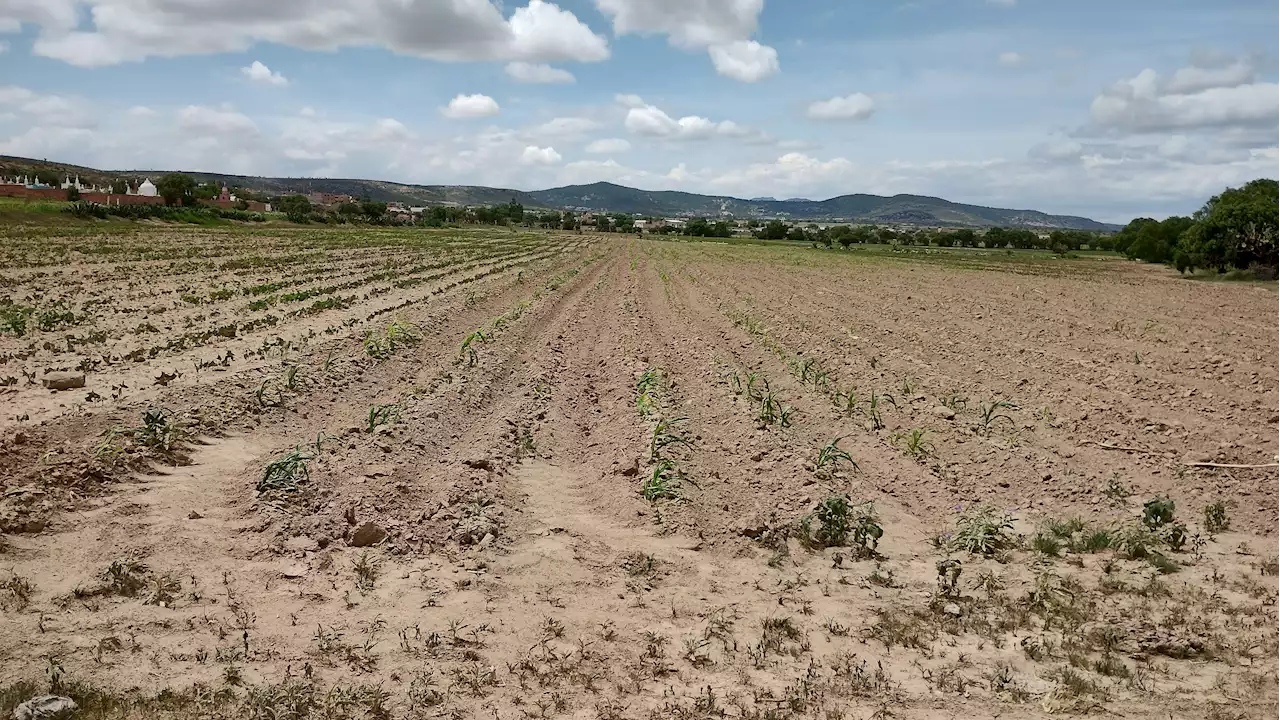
[{"x1": 1, "y1": 232, "x2": 1277, "y2": 720}]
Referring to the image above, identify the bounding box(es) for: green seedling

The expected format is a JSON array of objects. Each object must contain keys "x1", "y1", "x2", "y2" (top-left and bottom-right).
[
  {"x1": 650, "y1": 417, "x2": 689, "y2": 461},
  {"x1": 459, "y1": 328, "x2": 488, "y2": 366},
  {"x1": 800, "y1": 496, "x2": 882, "y2": 555},
  {"x1": 977, "y1": 399, "x2": 1017, "y2": 433},
  {"x1": 861, "y1": 393, "x2": 897, "y2": 430},
  {"x1": 938, "y1": 394, "x2": 967, "y2": 411},
  {"x1": 815, "y1": 436, "x2": 857, "y2": 475},
  {"x1": 756, "y1": 382, "x2": 796, "y2": 428},
  {"x1": 1141, "y1": 497, "x2": 1175, "y2": 529},
  {"x1": 636, "y1": 368, "x2": 662, "y2": 417},
  {"x1": 258, "y1": 448, "x2": 313, "y2": 493},
  {"x1": 367, "y1": 404, "x2": 400, "y2": 433},
  {"x1": 900, "y1": 377, "x2": 916, "y2": 396},
  {"x1": 253, "y1": 380, "x2": 285, "y2": 408},
  {"x1": 643, "y1": 459, "x2": 682, "y2": 501},
  {"x1": 282, "y1": 365, "x2": 303, "y2": 390},
  {"x1": 895, "y1": 428, "x2": 933, "y2": 459}
]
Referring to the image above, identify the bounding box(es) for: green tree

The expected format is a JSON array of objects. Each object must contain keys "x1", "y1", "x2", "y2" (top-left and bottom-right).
[
  {"x1": 156, "y1": 173, "x2": 196, "y2": 206},
  {"x1": 360, "y1": 201, "x2": 387, "y2": 221},
  {"x1": 1178, "y1": 178, "x2": 1278, "y2": 273},
  {"x1": 983, "y1": 227, "x2": 1006, "y2": 249},
  {"x1": 65, "y1": 186, "x2": 80, "y2": 201},
  {"x1": 279, "y1": 194, "x2": 312, "y2": 222},
  {"x1": 758, "y1": 219, "x2": 789, "y2": 240},
  {"x1": 505, "y1": 199, "x2": 525, "y2": 224},
  {"x1": 952, "y1": 229, "x2": 976, "y2": 247},
  {"x1": 829, "y1": 225, "x2": 854, "y2": 248},
  {"x1": 110, "y1": 178, "x2": 128, "y2": 194}
]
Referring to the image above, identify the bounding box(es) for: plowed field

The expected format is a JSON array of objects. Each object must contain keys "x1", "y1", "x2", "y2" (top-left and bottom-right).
[{"x1": 1, "y1": 228, "x2": 1276, "y2": 720}]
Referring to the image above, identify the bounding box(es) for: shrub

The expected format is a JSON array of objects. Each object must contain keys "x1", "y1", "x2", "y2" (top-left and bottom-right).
[
  {"x1": 950, "y1": 507, "x2": 1015, "y2": 555},
  {"x1": 1203, "y1": 501, "x2": 1230, "y2": 534},
  {"x1": 1141, "y1": 497, "x2": 1175, "y2": 529}
]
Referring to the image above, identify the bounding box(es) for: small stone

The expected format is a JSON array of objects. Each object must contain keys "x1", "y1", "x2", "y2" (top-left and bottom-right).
[
  {"x1": 187, "y1": 510, "x2": 203, "y2": 519},
  {"x1": 364, "y1": 465, "x2": 394, "y2": 478},
  {"x1": 930, "y1": 406, "x2": 956, "y2": 420},
  {"x1": 281, "y1": 565, "x2": 307, "y2": 579},
  {"x1": 617, "y1": 457, "x2": 640, "y2": 477},
  {"x1": 464, "y1": 456, "x2": 494, "y2": 471},
  {"x1": 41, "y1": 372, "x2": 85, "y2": 391},
  {"x1": 943, "y1": 603, "x2": 962, "y2": 617},
  {"x1": 13, "y1": 695, "x2": 78, "y2": 720},
  {"x1": 478, "y1": 532, "x2": 495, "y2": 548},
  {"x1": 350, "y1": 522, "x2": 388, "y2": 548}
]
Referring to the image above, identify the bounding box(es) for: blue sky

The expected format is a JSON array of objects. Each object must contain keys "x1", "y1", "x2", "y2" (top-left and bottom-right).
[{"x1": 0, "y1": 0, "x2": 1276, "y2": 222}]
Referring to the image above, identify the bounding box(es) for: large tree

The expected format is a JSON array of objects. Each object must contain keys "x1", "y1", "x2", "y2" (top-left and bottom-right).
[
  {"x1": 1178, "y1": 179, "x2": 1278, "y2": 272},
  {"x1": 156, "y1": 173, "x2": 196, "y2": 206}
]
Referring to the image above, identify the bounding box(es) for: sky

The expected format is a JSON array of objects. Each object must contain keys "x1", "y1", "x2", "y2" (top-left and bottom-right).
[{"x1": 0, "y1": 0, "x2": 1276, "y2": 223}]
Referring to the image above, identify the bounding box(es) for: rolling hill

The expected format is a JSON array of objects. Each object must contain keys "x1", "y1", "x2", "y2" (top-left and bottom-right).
[{"x1": 0, "y1": 156, "x2": 1117, "y2": 230}]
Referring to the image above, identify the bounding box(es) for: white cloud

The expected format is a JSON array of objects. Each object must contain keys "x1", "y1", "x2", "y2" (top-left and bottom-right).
[
  {"x1": 806, "y1": 93, "x2": 875, "y2": 121},
  {"x1": 19, "y1": 0, "x2": 609, "y2": 67},
  {"x1": 593, "y1": 0, "x2": 776, "y2": 80},
  {"x1": 615, "y1": 93, "x2": 646, "y2": 109},
  {"x1": 0, "y1": 41, "x2": 9, "y2": 54},
  {"x1": 521, "y1": 145, "x2": 562, "y2": 165},
  {"x1": 127, "y1": 105, "x2": 155, "y2": 117},
  {"x1": 708, "y1": 40, "x2": 778, "y2": 82},
  {"x1": 998, "y1": 51, "x2": 1021, "y2": 66},
  {"x1": 1166, "y1": 61, "x2": 1254, "y2": 94},
  {"x1": 442, "y1": 94, "x2": 500, "y2": 119},
  {"x1": 709, "y1": 152, "x2": 856, "y2": 195},
  {"x1": 241, "y1": 60, "x2": 288, "y2": 86},
  {"x1": 504, "y1": 61, "x2": 575, "y2": 84},
  {"x1": 585, "y1": 138, "x2": 631, "y2": 154},
  {"x1": 1090, "y1": 62, "x2": 1277, "y2": 132},
  {"x1": 621, "y1": 96, "x2": 749, "y2": 140},
  {"x1": 0, "y1": 85, "x2": 95, "y2": 127},
  {"x1": 370, "y1": 118, "x2": 412, "y2": 142},
  {"x1": 178, "y1": 105, "x2": 257, "y2": 135}
]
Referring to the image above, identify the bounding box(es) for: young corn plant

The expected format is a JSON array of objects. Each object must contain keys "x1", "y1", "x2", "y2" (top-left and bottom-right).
[
  {"x1": 894, "y1": 428, "x2": 934, "y2": 459},
  {"x1": 258, "y1": 448, "x2": 313, "y2": 493},
  {"x1": 367, "y1": 404, "x2": 400, "y2": 433},
  {"x1": 937, "y1": 393, "x2": 967, "y2": 412},
  {"x1": 650, "y1": 417, "x2": 689, "y2": 461},
  {"x1": 756, "y1": 385, "x2": 796, "y2": 429},
  {"x1": 643, "y1": 459, "x2": 682, "y2": 501},
  {"x1": 459, "y1": 329, "x2": 488, "y2": 367},
  {"x1": 815, "y1": 436, "x2": 857, "y2": 477},
  {"x1": 861, "y1": 393, "x2": 897, "y2": 430},
  {"x1": 977, "y1": 399, "x2": 1017, "y2": 434},
  {"x1": 832, "y1": 387, "x2": 859, "y2": 417},
  {"x1": 253, "y1": 380, "x2": 285, "y2": 408},
  {"x1": 636, "y1": 368, "x2": 662, "y2": 418}
]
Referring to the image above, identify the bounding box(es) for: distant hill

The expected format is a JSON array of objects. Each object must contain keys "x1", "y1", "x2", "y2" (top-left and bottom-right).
[{"x1": 0, "y1": 156, "x2": 1117, "y2": 230}]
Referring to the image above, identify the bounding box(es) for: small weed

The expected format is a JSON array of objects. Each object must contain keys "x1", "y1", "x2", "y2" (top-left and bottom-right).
[
  {"x1": 650, "y1": 417, "x2": 689, "y2": 461},
  {"x1": 1204, "y1": 501, "x2": 1230, "y2": 534},
  {"x1": 1142, "y1": 497, "x2": 1175, "y2": 529},
  {"x1": 950, "y1": 507, "x2": 1015, "y2": 555},
  {"x1": 352, "y1": 552, "x2": 381, "y2": 591}
]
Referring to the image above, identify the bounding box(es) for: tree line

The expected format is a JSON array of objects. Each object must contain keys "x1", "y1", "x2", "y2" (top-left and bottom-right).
[{"x1": 1111, "y1": 178, "x2": 1276, "y2": 276}]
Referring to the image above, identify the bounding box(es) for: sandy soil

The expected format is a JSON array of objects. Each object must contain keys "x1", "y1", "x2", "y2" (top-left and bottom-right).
[{"x1": 0, "y1": 231, "x2": 1276, "y2": 720}]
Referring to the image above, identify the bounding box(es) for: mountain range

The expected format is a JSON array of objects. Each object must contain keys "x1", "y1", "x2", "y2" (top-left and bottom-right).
[{"x1": 0, "y1": 155, "x2": 1118, "y2": 231}]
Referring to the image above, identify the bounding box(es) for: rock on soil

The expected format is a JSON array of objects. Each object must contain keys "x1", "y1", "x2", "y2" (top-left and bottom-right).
[
  {"x1": 13, "y1": 695, "x2": 78, "y2": 720},
  {"x1": 41, "y1": 372, "x2": 86, "y2": 391},
  {"x1": 463, "y1": 456, "x2": 494, "y2": 471},
  {"x1": 930, "y1": 406, "x2": 956, "y2": 420},
  {"x1": 349, "y1": 522, "x2": 388, "y2": 547}
]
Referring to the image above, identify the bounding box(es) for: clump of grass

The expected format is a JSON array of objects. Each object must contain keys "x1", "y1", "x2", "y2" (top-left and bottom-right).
[
  {"x1": 258, "y1": 448, "x2": 313, "y2": 493},
  {"x1": 949, "y1": 507, "x2": 1015, "y2": 555},
  {"x1": 100, "y1": 558, "x2": 150, "y2": 597},
  {"x1": 1141, "y1": 497, "x2": 1175, "y2": 529},
  {"x1": 365, "y1": 319, "x2": 420, "y2": 360}
]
